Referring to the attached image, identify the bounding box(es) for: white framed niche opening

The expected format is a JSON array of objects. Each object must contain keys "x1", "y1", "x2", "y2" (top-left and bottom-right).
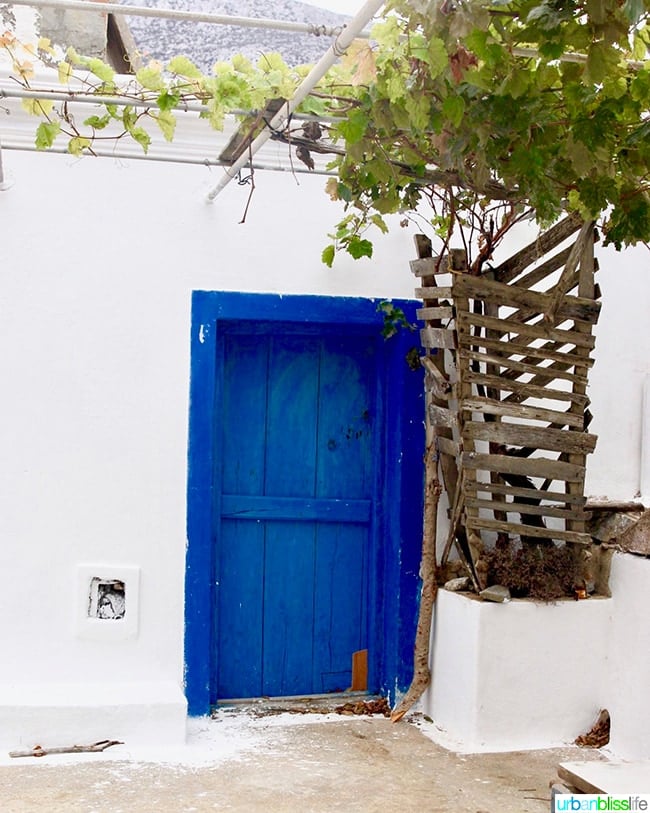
[{"x1": 76, "y1": 564, "x2": 141, "y2": 640}]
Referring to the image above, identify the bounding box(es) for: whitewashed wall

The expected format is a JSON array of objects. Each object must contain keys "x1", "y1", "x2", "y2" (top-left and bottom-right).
[
  {"x1": 588, "y1": 243, "x2": 650, "y2": 501},
  {"x1": 0, "y1": 148, "x2": 417, "y2": 748},
  {"x1": 0, "y1": 118, "x2": 648, "y2": 755}
]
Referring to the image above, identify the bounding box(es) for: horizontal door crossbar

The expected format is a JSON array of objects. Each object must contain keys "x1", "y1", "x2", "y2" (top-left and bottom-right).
[{"x1": 220, "y1": 494, "x2": 371, "y2": 523}]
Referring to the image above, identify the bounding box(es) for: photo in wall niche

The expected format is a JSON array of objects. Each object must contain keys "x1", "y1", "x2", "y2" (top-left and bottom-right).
[{"x1": 88, "y1": 578, "x2": 126, "y2": 620}]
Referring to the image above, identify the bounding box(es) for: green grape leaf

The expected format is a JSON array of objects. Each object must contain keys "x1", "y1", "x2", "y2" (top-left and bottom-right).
[
  {"x1": 167, "y1": 56, "x2": 203, "y2": 79},
  {"x1": 35, "y1": 121, "x2": 61, "y2": 149},
  {"x1": 67, "y1": 136, "x2": 91, "y2": 156},
  {"x1": 347, "y1": 237, "x2": 373, "y2": 260},
  {"x1": 321, "y1": 244, "x2": 336, "y2": 267}
]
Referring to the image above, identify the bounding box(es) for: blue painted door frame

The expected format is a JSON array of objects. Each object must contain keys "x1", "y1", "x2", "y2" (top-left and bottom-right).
[{"x1": 185, "y1": 292, "x2": 423, "y2": 716}]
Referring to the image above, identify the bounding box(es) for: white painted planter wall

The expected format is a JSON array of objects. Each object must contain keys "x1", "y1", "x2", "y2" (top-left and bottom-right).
[
  {"x1": 424, "y1": 589, "x2": 612, "y2": 753},
  {"x1": 423, "y1": 553, "x2": 650, "y2": 758},
  {"x1": 0, "y1": 128, "x2": 648, "y2": 754}
]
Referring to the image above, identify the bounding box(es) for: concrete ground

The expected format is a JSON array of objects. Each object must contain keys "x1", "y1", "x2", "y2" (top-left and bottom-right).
[{"x1": 0, "y1": 705, "x2": 606, "y2": 813}]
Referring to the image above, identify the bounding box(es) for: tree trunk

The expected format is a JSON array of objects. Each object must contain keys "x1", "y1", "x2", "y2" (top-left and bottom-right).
[{"x1": 391, "y1": 438, "x2": 441, "y2": 722}]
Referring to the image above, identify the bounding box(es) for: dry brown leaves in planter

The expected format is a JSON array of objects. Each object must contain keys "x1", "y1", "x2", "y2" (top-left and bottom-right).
[
  {"x1": 575, "y1": 709, "x2": 610, "y2": 748},
  {"x1": 483, "y1": 540, "x2": 581, "y2": 600}
]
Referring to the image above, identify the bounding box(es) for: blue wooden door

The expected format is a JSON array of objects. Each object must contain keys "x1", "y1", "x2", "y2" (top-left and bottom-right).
[{"x1": 215, "y1": 325, "x2": 378, "y2": 698}]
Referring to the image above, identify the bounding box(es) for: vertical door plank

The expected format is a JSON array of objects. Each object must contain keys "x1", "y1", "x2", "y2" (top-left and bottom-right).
[
  {"x1": 217, "y1": 334, "x2": 269, "y2": 698},
  {"x1": 263, "y1": 520, "x2": 316, "y2": 696},
  {"x1": 312, "y1": 523, "x2": 367, "y2": 692},
  {"x1": 265, "y1": 335, "x2": 320, "y2": 497},
  {"x1": 263, "y1": 335, "x2": 320, "y2": 694},
  {"x1": 221, "y1": 334, "x2": 268, "y2": 496},
  {"x1": 217, "y1": 519, "x2": 265, "y2": 698},
  {"x1": 317, "y1": 335, "x2": 375, "y2": 500}
]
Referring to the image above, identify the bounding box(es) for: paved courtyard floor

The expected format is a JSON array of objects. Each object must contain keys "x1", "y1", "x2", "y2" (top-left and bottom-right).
[{"x1": 0, "y1": 707, "x2": 607, "y2": 812}]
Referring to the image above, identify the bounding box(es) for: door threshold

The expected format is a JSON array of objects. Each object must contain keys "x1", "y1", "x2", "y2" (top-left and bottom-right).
[{"x1": 213, "y1": 691, "x2": 380, "y2": 716}]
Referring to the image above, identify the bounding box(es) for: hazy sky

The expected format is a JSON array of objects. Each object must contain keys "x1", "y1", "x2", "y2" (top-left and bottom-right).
[{"x1": 301, "y1": 0, "x2": 368, "y2": 16}]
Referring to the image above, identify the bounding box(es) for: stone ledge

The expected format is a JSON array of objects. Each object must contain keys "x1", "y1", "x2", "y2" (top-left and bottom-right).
[{"x1": 0, "y1": 681, "x2": 187, "y2": 750}]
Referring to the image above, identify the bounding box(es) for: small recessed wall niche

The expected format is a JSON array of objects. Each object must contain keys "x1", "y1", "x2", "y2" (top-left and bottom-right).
[
  {"x1": 89, "y1": 578, "x2": 126, "y2": 619},
  {"x1": 77, "y1": 565, "x2": 140, "y2": 640}
]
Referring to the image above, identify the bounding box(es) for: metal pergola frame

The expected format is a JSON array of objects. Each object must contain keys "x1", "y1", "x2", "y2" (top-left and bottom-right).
[{"x1": 0, "y1": 0, "x2": 383, "y2": 194}]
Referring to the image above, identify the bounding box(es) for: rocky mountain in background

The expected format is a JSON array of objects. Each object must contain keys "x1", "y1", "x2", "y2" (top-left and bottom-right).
[{"x1": 118, "y1": 0, "x2": 351, "y2": 70}]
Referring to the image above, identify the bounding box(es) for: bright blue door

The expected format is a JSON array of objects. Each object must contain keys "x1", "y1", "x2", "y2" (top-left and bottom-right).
[{"x1": 215, "y1": 325, "x2": 378, "y2": 698}]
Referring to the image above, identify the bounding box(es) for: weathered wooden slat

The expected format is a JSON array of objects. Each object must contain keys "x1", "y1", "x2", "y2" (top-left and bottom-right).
[
  {"x1": 457, "y1": 311, "x2": 596, "y2": 349},
  {"x1": 414, "y1": 286, "x2": 453, "y2": 300},
  {"x1": 410, "y1": 256, "x2": 449, "y2": 276},
  {"x1": 413, "y1": 237, "x2": 461, "y2": 524},
  {"x1": 544, "y1": 220, "x2": 595, "y2": 325},
  {"x1": 462, "y1": 451, "x2": 585, "y2": 482},
  {"x1": 503, "y1": 307, "x2": 599, "y2": 333},
  {"x1": 417, "y1": 306, "x2": 454, "y2": 321},
  {"x1": 459, "y1": 348, "x2": 588, "y2": 385},
  {"x1": 414, "y1": 233, "x2": 432, "y2": 258},
  {"x1": 500, "y1": 354, "x2": 594, "y2": 407},
  {"x1": 456, "y1": 333, "x2": 595, "y2": 369},
  {"x1": 454, "y1": 274, "x2": 601, "y2": 323},
  {"x1": 420, "y1": 326, "x2": 457, "y2": 350},
  {"x1": 421, "y1": 354, "x2": 452, "y2": 399},
  {"x1": 464, "y1": 370, "x2": 589, "y2": 407},
  {"x1": 466, "y1": 516, "x2": 592, "y2": 545},
  {"x1": 448, "y1": 248, "x2": 469, "y2": 271},
  {"x1": 511, "y1": 245, "x2": 572, "y2": 290},
  {"x1": 499, "y1": 358, "x2": 582, "y2": 388},
  {"x1": 429, "y1": 403, "x2": 458, "y2": 428},
  {"x1": 437, "y1": 435, "x2": 459, "y2": 457},
  {"x1": 463, "y1": 421, "x2": 597, "y2": 454},
  {"x1": 463, "y1": 478, "x2": 587, "y2": 506},
  {"x1": 461, "y1": 396, "x2": 584, "y2": 428},
  {"x1": 565, "y1": 225, "x2": 597, "y2": 536},
  {"x1": 493, "y1": 213, "x2": 583, "y2": 285},
  {"x1": 511, "y1": 246, "x2": 599, "y2": 294},
  {"x1": 507, "y1": 270, "x2": 580, "y2": 326},
  {"x1": 464, "y1": 496, "x2": 587, "y2": 521}
]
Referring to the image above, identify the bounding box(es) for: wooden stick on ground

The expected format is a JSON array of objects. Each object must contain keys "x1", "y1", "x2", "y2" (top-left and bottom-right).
[{"x1": 9, "y1": 740, "x2": 123, "y2": 758}]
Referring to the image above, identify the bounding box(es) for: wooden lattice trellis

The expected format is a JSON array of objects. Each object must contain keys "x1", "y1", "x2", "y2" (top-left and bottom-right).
[{"x1": 413, "y1": 215, "x2": 601, "y2": 590}]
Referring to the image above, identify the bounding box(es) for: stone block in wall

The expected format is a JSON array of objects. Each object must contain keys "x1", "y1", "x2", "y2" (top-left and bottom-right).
[
  {"x1": 617, "y1": 509, "x2": 650, "y2": 556},
  {"x1": 39, "y1": 0, "x2": 108, "y2": 58}
]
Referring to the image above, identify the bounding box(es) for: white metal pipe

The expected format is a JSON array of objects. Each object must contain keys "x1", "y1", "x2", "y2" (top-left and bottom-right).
[
  {"x1": 0, "y1": 85, "x2": 341, "y2": 122},
  {"x1": 512, "y1": 46, "x2": 644, "y2": 71},
  {"x1": 8, "y1": 0, "x2": 370, "y2": 39},
  {"x1": 206, "y1": 0, "x2": 385, "y2": 202},
  {"x1": 0, "y1": 139, "x2": 337, "y2": 175}
]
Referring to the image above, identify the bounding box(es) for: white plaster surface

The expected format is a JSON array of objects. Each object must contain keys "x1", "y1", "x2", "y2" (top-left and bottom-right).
[
  {"x1": 559, "y1": 760, "x2": 650, "y2": 794},
  {"x1": 586, "y1": 242, "x2": 650, "y2": 501},
  {"x1": 0, "y1": 682, "x2": 187, "y2": 750},
  {"x1": 0, "y1": 137, "x2": 416, "y2": 746},
  {"x1": 426, "y1": 553, "x2": 650, "y2": 759},
  {"x1": 0, "y1": 708, "x2": 350, "y2": 767},
  {"x1": 0, "y1": 67, "x2": 649, "y2": 757},
  {"x1": 604, "y1": 553, "x2": 650, "y2": 761},
  {"x1": 425, "y1": 590, "x2": 612, "y2": 753}
]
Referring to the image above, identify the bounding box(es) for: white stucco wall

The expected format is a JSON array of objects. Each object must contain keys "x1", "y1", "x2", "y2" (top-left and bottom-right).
[
  {"x1": 1, "y1": 100, "x2": 649, "y2": 754},
  {"x1": 0, "y1": 147, "x2": 417, "y2": 748},
  {"x1": 605, "y1": 553, "x2": 650, "y2": 760},
  {"x1": 587, "y1": 243, "x2": 650, "y2": 501}
]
